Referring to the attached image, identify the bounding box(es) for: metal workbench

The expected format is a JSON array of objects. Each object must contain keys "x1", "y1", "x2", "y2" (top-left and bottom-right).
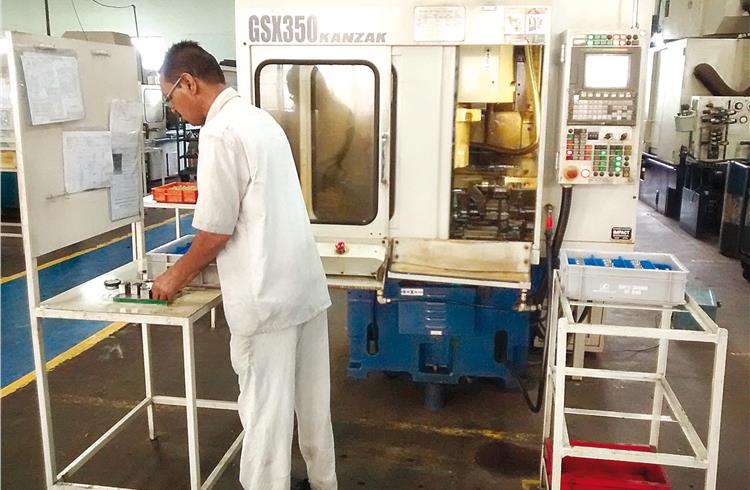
[{"x1": 34, "y1": 261, "x2": 238, "y2": 490}]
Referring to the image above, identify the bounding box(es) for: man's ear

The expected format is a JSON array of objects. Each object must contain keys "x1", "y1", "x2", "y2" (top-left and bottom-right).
[{"x1": 183, "y1": 73, "x2": 199, "y2": 95}]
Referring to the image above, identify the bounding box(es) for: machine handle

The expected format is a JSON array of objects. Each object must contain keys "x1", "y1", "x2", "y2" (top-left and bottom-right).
[{"x1": 380, "y1": 133, "x2": 389, "y2": 184}]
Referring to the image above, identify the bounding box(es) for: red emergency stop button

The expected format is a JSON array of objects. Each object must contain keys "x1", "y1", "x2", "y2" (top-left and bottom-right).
[
  {"x1": 564, "y1": 166, "x2": 579, "y2": 180},
  {"x1": 335, "y1": 241, "x2": 348, "y2": 255}
]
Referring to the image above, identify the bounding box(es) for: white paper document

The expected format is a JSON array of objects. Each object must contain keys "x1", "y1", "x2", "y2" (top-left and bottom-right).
[
  {"x1": 21, "y1": 51, "x2": 85, "y2": 125},
  {"x1": 0, "y1": 78, "x2": 13, "y2": 132},
  {"x1": 109, "y1": 99, "x2": 143, "y2": 135},
  {"x1": 63, "y1": 131, "x2": 113, "y2": 193},
  {"x1": 109, "y1": 132, "x2": 141, "y2": 220}
]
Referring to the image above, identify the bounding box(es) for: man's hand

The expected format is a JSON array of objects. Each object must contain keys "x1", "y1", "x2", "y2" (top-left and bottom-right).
[
  {"x1": 149, "y1": 230, "x2": 231, "y2": 302},
  {"x1": 151, "y1": 265, "x2": 187, "y2": 301}
]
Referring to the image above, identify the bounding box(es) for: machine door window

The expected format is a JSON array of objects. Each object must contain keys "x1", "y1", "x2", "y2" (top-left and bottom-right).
[
  {"x1": 256, "y1": 62, "x2": 378, "y2": 225},
  {"x1": 248, "y1": 46, "x2": 392, "y2": 289}
]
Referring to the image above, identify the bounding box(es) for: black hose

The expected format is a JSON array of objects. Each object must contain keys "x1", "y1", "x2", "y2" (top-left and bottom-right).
[
  {"x1": 551, "y1": 186, "x2": 573, "y2": 267},
  {"x1": 516, "y1": 186, "x2": 573, "y2": 413}
]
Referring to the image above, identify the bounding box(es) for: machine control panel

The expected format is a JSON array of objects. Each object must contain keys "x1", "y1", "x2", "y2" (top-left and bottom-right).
[
  {"x1": 557, "y1": 30, "x2": 645, "y2": 185},
  {"x1": 569, "y1": 90, "x2": 636, "y2": 124},
  {"x1": 562, "y1": 127, "x2": 634, "y2": 183}
]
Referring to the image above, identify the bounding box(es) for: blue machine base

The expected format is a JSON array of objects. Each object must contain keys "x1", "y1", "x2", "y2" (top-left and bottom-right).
[{"x1": 347, "y1": 280, "x2": 531, "y2": 391}]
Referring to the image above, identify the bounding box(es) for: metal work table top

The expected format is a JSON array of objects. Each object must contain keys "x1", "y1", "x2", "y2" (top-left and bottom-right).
[{"x1": 37, "y1": 261, "x2": 221, "y2": 325}]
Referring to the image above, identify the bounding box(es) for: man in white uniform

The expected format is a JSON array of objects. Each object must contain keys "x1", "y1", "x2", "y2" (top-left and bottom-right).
[{"x1": 151, "y1": 41, "x2": 337, "y2": 490}]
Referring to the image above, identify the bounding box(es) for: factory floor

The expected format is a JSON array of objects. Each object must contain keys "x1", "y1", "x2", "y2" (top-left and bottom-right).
[{"x1": 1, "y1": 203, "x2": 749, "y2": 489}]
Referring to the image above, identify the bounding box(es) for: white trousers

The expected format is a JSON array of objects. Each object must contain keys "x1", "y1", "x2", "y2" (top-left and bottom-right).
[{"x1": 229, "y1": 311, "x2": 337, "y2": 490}]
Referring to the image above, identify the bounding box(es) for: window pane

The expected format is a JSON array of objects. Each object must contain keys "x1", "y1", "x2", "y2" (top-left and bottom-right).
[{"x1": 257, "y1": 63, "x2": 378, "y2": 225}]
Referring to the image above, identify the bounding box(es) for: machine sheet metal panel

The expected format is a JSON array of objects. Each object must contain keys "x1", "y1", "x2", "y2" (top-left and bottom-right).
[
  {"x1": 389, "y1": 238, "x2": 531, "y2": 287},
  {"x1": 237, "y1": 3, "x2": 551, "y2": 287},
  {"x1": 236, "y1": 3, "x2": 549, "y2": 46}
]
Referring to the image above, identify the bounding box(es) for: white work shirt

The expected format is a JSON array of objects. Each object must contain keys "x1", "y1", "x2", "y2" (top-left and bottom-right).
[{"x1": 192, "y1": 88, "x2": 331, "y2": 335}]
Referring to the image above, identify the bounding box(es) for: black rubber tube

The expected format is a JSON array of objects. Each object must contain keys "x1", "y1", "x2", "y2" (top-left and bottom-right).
[
  {"x1": 517, "y1": 186, "x2": 573, "y2": 413},
  {"x1": 551, "y1": 186, "x2": 573, "y2": 267}
]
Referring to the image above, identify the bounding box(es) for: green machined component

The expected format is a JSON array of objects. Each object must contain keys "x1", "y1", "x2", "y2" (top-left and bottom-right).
[{"x1": 113, "y1": 295, "x2": 169, "y2": 305}]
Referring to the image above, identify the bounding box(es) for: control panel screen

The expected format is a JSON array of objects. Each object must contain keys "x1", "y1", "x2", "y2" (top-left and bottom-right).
[{"x1": 584, "y1": 54, "x2": 630, "y2": 89}]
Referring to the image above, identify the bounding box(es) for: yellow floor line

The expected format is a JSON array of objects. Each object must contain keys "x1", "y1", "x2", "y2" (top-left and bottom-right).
[
  {"x1": 353, "y1": 417, "x2": 537, "y2": 443},
  {"x1": 521, "y1": 479, "x2": 540, "y2": 490},
  {"x1": 0, "y1": 321, "x2": 129, "y2": 398},
  {"x1": 1, "y1": 215, "x2": 184, "y2": 284}
]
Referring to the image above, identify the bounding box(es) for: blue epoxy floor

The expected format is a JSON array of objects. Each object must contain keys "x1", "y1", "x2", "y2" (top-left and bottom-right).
[{"x1": 1, "y1": 216, "x2": 196, "y2": 387}]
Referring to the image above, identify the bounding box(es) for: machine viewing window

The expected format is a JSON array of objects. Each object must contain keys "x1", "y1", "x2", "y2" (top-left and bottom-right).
[
  {"x1": 256, "y1": 62, "x2": 378, "y2": 225},
  {"x1": 584, "y1": 54, "x2": 630, "y2": 89}
]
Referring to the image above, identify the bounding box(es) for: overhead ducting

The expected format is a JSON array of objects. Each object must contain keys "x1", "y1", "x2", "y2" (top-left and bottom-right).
[{"x1": 693, "y1": 63, "x2": 750, "y2": 96}]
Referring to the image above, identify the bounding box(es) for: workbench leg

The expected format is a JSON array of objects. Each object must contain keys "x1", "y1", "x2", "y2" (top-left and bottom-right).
[
  {"x1": 175, "y1": 209, "x2": 181, "y2": 238},
  {"x1": 704, "y1": 329, "x2": 728, "y2": 490},
  {"x1": 130, "y1": 223, "x2": 138, "y2": 262},
  {"x1": 550, "y1": 317, "x2": 569, "y2": 490},
  {"x1": 182, "y1": 320, "x2": 201, "y2": 490},
  {"x1": 210, "y1": 307, "x2": 216, "y2": 330},
  {"x1": 30, "y1": 315, "x2": 57, "y2": 487},
  {"x1": 134, "y1": 220, "x2": 146, "y2": 261},
  {"x1": 649, "y1": 310, "x2": 672, "y2": 447},
  {"x1": 540, "y1": 274, "x2": 560, "y2": 484},
  {"x1": 572, "y1": 333, "x2": 586, "y2": 379},
  {"x1": 141, "y1": 323, "x2": 156, "y2": 440}
]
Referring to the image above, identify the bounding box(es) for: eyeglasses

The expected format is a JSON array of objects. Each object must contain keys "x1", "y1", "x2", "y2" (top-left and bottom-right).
[{"x1": 162, "y1": 74, "x2": 185, "y2": 107}]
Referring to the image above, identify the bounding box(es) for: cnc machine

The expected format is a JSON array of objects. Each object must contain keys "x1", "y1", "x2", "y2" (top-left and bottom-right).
[{"x1": 235, "y1": 0, "x2": 649, "y2": 408}]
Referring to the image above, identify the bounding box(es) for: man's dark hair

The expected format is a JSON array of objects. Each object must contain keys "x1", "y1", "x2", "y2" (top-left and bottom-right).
[{"x1": 160, "y1": 41, "x2": 225, "y2": 84}]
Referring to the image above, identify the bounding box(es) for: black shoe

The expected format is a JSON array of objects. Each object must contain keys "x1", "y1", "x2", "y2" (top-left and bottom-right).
[{"x1": 292, "y1": 478, "x2": 311, "y2": 490}]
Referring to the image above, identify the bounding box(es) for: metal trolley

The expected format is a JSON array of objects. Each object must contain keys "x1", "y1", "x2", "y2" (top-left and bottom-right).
[{"x1": 540, "y1": 271, "x2": 728, "y2": 490}]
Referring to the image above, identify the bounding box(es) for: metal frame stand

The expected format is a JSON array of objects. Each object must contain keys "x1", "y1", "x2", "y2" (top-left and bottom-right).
[
  {"x1": 540, "y1": 271, "x2": 728, "y2": 490},
  {"x1": 32, "y1": 275, "x2": 237, "y2": 490},
  {"x1": 26, "y1": 223, "x2": 230, "y2": 489}
]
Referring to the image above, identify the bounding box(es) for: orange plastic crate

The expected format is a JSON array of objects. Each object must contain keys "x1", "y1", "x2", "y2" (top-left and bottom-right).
[{"x1": 152, "y1": 182, "x2": 198, "y2": 204}]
